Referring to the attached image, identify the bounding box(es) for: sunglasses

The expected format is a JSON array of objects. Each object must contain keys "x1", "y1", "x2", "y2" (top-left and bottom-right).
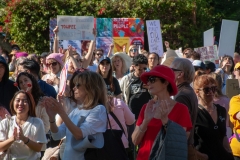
[
  {"x1": 47, "y1": 62, "x2": 58, "y2": 67},
  {"x1": 96, "y1": 54, "x2": 103, "y2": 56},
  {"x1": 147, "y1": 76, "x2": 163, "y2": 84},
  {"x1": 198, "y1": 86, "x2": 217, "y2": 94},
  {"x1": 130, "y1": 49, "x2": 138, "y2": 52}
]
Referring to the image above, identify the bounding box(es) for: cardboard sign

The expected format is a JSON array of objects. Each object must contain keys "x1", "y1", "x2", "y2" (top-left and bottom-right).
[
  {"x1": 218, "y1": 19, "x2": 239, "y2": 57},
  {"x1": 146, "y1": 20, "x2": 164, "y2": 56},
  {"x1": 194, "y1": 45, "x2": 218, "y2": 62},
  {"x1": 204, "y1": 28, "x2": 214, "y2": 47},
  {"x1": 226, "y1": 79, "x2": 240, "y2": 99},
  {"x1": 57, "y1": 16, "x2": 94, "y2": 40}
]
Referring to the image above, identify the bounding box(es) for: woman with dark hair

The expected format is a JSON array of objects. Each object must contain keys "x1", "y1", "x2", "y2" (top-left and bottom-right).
[
  {"x1": 132, "y1": 65, "x2": 192, "y2": 160},
  {"x1": 215, "y1": 55, "x2": 234, "y2": 94},
  {"x1": 0, "y1": 91, "x2": 47, "y2": 159},
  {"x1": 97, "y1": 55, "x2": 122, "y2": 98},
  {"x1": 193, "y1": 74, "x2": 234, "y2": 160},
  {"x1": 16, "y1": 72, "x2": 49, "y2": 154}
]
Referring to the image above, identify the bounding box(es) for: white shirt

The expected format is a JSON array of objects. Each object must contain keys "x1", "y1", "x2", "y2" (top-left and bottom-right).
[
  {"x1": 87, "y1": 64, "x2": 98, "y2": 72},
  {"x1": 0, "y1": 116, "x2": 47, "y2": 160}
]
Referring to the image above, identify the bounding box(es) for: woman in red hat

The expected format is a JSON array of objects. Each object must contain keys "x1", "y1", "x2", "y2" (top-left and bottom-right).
[{"x1": 132, "y1": 65, "x2": 192, "y2": 160}]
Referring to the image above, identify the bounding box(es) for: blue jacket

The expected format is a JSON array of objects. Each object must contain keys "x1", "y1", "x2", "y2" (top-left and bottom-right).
[{"x1": 38, "y1": 80, "x2": 57, "y2": 98}]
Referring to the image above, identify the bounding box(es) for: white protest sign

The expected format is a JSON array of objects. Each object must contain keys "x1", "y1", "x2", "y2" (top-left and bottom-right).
[
  {"x1": 57, "y1": 16, "x2": 94, "y2": 40},
  {"x1": 204, "y1": 28, "x2": 214, "y2": 47},
  {"x1": 146, "y1": 20, "x2": 164, "y2": 56},
  {"x1": 218, "y1": 19, "x2": 239, "y2": 57},
  {"x1": 194, "y1": 45, "x2": 218, "y2": 63}
]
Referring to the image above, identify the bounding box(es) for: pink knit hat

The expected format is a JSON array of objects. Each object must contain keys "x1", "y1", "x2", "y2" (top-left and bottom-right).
[
  {"x1": 46, "y1": 53, "x2": 64, "y2": 66},
  {"x1": 15, "y1": 52, "x2": 28, "y2": 59}
]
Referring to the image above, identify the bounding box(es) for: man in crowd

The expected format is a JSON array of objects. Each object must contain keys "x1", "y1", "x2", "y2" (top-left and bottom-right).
[
  {"x1": 171, "y1": 58, "x2": 198, "y2": 160},
  {"x1": 93, "y1": 48, "x2": 104, "y2": 65},
  {"x1": 0, "y1": 56, "x2": 17, "y2": 112},
  {"x1": 120, "y1": 54, "x2": 151, "y2": 160},
  {"x1": 17, "y1": 59, "x2": 57, "y2": 98}
]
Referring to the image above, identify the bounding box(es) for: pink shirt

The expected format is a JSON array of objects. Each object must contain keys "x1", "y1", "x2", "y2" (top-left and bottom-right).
[
  {"x1": 108, "y1": 98, "x2": 135, "y2": 148},
  {"x1": 214, "y1": 96, "x2": 230, "y2": 127}
]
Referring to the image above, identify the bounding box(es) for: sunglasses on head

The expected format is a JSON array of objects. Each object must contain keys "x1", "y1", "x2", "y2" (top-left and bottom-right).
[
  {"x1": 130, "y1": 49, "x2": 138, "y2": 52},
  {"x1": 198, "y1": 86, "x2": 217, "y2": 94},
  {"x1": 47, "y1": 62, "x2": 58, "y2": 67}
]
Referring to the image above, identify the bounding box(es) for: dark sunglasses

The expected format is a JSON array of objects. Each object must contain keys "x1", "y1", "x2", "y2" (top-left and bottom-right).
[
  {"x1": 198, "y1": 86, "x2": 217, "y2": 94},
  {"x1": 47, "y1": 62, "x2": 58, "y2": 67},
  {"x1": 171, "y1": 68, "x2": 182, "y2": 72},
  {"x1": 97, "y1": 54, "x2": 103, "y2": 56},
  {"x1": 130, "y1": 49, "x2": 138, "y2": 52},
  {"x1": 147, "y1": 76, "x2": 162, "y2": 84}
]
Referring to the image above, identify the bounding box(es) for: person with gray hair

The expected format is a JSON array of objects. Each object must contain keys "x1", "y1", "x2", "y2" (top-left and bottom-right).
[{"x1": 170, "y1": 58, "x2": 198, "y2": 160}]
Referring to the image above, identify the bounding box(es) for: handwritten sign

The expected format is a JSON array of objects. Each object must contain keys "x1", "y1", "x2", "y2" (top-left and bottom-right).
[
  {"x1": 194, "y1": 45, "x2": 218, "y2": 63},
  {"x1": 146, "y1": 20, "x2": 163, "y2": 56},
  {"x1": 218, "y1": 19, "x2": 239, "y2": 57},
  {"x1": 226, "y1": 79, "x2": 240, "y2": 99},
  {"x1": 57, "y1": 16, "x2": 94, "y2": 40}
]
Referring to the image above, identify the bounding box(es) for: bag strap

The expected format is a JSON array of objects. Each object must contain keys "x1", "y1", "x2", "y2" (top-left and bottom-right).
[{"x1": 109, "y1": 112, "x2": 126, "y2": 136}]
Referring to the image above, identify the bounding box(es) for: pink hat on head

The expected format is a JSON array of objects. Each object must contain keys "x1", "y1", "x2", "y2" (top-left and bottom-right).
[
  {"x1": 15, "y1": 52, "x2": 28, "y2": 59},
  {"x1": 46, "y1": 53, "x2": 64, "y2": 66}
]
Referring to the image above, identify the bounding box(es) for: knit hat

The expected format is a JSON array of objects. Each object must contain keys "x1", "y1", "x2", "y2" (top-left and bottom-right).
[
  {"x1": 15, "y1": 52, "x2": 28, "y2": 59},
  {"x1": 46, "y1": 53, "x2": 64, "y2": 66}
]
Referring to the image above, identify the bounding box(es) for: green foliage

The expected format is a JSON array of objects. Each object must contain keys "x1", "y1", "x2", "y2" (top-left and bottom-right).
[{"x1": 3, "y1": 0, "x2": 240, "y2": 54}]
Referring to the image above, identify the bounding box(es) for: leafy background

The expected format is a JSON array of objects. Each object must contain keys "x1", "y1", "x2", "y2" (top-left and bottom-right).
[{"x1": 0, "y1": 0, "x2": 240, "y2": 54}]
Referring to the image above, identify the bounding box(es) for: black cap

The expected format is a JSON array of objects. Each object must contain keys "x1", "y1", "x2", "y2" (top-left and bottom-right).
[
  {"x1": 204, "y1": 61, "x2": 216, "y2": 72},
  {"x1": 11, "y1": 44, "x2": 20, "y2": 51},
  {"x1": 40, "y1": 52, "x2": 49, "y2": 58},
  {"x1": 99, "y1": 55, "x2": 111, "y2": 64}
]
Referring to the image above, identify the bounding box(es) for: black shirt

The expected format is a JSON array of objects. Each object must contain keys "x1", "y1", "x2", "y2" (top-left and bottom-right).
[
  {"x1": 194, "y1": 104, "x2": 234, "y2": 160},
  {"x1": 104, "y1": 77, "x2": 122, "y2": 96},
  {"x1": 128, "y1": 74, "x2": 151, "y2": 119}
]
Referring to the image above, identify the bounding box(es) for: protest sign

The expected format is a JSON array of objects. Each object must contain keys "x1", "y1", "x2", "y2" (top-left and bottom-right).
[
  {"x1": 194, "y1": 45, "x2": 218, "y2": 63},
  {"x1": 57, "y1": 16, "x2": 94, "y2": 40},
  {"x1": 113, "y1": 37, "x2": 129, "y2": 53},
  {"x1": 146, "y1": 20, "x2": 164, "y2": 57},
  {"x1": 204, "y1": 28, "x2": 214, "y2": 47},
  {"x1": 218, "y1": 19, "x2": 239, "y2": 57},
  {"x1": 97, "y1": 18, "x2": 112, "y2": 37},
  {"x1": 113, "y1": 18, "x2": 130, "y2": 37},
  {"x1": 226, "y1": 79, "x2": 240, "y2": 99},
  {"x1": 96, "y1": 37, "x2": 113, "y2": 54}
]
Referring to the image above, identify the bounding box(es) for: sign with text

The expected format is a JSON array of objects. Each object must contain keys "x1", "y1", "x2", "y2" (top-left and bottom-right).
[
  {"x1": 57, "y1": 16, "x2": 94, "y2": 40},
  {"x1": 146, "y1": 20, "x2": 164, "y2": 56},
  {"x1": 218, "y1": 19, "x2": 239, "y2": 57},
  {"x1": 226, "y1": 79, "x2": 240, "y2": 99},
  {"x1": 204, "y1": 28, "x2": 214, "y2": 47},
  {"x1": 194, "y1": 45, "x2": 218, "y2": 63}
]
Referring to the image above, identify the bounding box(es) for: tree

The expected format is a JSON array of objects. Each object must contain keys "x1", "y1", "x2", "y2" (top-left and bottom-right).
[{"x1": 3, "y1": 0, "x2": 236, "y2": 54}]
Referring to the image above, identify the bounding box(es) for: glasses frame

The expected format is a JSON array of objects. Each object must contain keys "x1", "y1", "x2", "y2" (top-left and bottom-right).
[{"x1": 198, "y1": 86, "x2": 217, "y2": 94}]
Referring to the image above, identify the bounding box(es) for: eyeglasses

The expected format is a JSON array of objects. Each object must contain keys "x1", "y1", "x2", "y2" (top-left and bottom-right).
[
  {"x1": 47, "y1": 62, "x2": 58, "y2": 67},
  {"x1": 198, "y1": 86, "x2": 217, "y2": 94},
  {"x1": 147, "y1": 76, "x2": 163, "y2": 84},
  {"x1": 130, "y1": 49, "x2": 138, "y2": 52},
  {"x1": 96, "y1": 54, "x2": 103, "y2": 57},
  {"x1": 171, "y1": 68, "x2": 182, "y2": 72}
]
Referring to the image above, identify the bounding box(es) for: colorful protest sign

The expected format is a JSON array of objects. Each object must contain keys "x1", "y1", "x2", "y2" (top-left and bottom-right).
[
  {"x1": 62, "y1": 40, "x2": 81, "y2": 55},
  {"x1": 218, "y1": 19, "x2": 239, "y2": 57},
  {"x1": 57, "y1": 16, "x2": 94, "y2": 40},
  {"x1": 50, "y1": 17, "x2": 144, "y2": 55},
  {"x1": 194, "y1": 45, "x2": 218, "y2": 63},
  {"x1": 96, "y1": 37, "x2": 113, "y2": 54},
  {"x1": 146, "y1": 20, "x2": 164, "y2": 56},
  {"x1": 204, "y1": 28, "x2": 214, "y2": 47},
  {"x1": 97, "y1": 18, "x2": 112, "y2": 37},
  {"x1": 113, "y1": 37, "x2": 130, "y2": 53}
]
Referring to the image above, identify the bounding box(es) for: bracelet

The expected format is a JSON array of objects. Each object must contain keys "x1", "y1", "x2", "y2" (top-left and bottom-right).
[
  {"x1": 49, "y1": 120, "x2": 55, "y2": 123},
  {"x1": 139, "y1": 126, "x2": 147, "y2": 133},
  {"x1": 24, "y1": 138, "x2": 30, "y2": 144}
]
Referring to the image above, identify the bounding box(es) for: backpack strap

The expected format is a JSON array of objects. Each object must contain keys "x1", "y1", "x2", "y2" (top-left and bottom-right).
[{"x1": 109, "y1": 112, "x2": 126, "y2": 136}]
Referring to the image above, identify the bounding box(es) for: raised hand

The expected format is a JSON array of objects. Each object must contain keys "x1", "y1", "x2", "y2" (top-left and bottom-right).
[
  {"x1": 154, "y1": 100, "x2": 170, "y2": 124},
  {"x1": 53, "y1": 26, "x2": 59, "y2": 34}
]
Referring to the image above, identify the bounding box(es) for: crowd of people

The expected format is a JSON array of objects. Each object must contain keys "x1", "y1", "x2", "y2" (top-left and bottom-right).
[{"x1": 0, "y1": 26, "x2": 239, "y2": 160}]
